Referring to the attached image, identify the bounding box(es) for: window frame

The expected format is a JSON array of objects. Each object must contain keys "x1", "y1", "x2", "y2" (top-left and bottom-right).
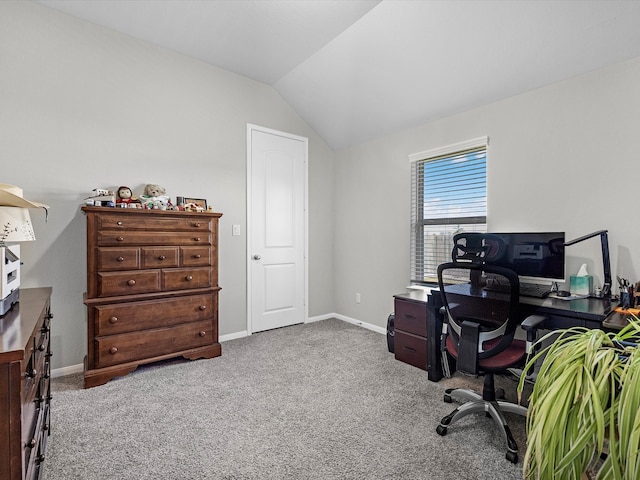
[{"x1": 409, "y1": 137, "x2": 488, "y2": 285}]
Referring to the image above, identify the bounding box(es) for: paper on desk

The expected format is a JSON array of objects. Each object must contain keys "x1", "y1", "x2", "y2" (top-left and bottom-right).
[{"x1": 549, "y1": 293, "x2": 590, "y2": 301}]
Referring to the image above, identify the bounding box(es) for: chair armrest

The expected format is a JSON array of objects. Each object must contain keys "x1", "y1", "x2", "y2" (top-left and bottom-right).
[
  {"x1": 521, "y1": 314, "x2": 546, "y2": 332},
  {"x1": 439, "y1": 303, "x2": 459, "y2": 316},
  {"x1": 520, "y1": 314, "x2": 547, "y2": 353}
]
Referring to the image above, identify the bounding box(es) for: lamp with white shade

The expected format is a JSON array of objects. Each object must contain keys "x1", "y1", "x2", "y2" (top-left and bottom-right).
[{"x1": 0, "y1": 184, "x2": 48, "y2": 316}]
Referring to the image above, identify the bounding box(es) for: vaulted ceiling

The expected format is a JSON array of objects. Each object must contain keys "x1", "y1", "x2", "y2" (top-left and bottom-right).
[{"x1": 35, "y1": 0, "x2": 640, "y2": 150}]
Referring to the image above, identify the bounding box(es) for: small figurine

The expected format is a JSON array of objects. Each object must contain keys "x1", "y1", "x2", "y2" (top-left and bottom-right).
[
  {"x1": 184, "y1": 202, "x2": 204, "y2": 212},
  {"x1": 140, "y1": 183, "x2": 170, "y2": 209},
  {"x1": 116, "y1": 186, "x2": 138, "y2": 205}
]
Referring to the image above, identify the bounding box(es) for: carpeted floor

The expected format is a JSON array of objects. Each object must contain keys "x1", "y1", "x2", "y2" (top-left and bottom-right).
[{"x1": 43, "y1": 319, "x2": 529, "y2": 479}]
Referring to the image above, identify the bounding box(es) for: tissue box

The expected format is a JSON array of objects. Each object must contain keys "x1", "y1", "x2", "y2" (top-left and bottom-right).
[{"x1": 570, "y1": 275, "x2": 593, "y2": 296}]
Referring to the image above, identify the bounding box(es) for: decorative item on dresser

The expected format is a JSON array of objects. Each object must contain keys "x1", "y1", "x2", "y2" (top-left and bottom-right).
[
  {"x1": 0, "y1": 287, "x2": 53, "y2": 480},
  {"x1": 81, "y1": 206, "x2": 222, "y2": 388}
]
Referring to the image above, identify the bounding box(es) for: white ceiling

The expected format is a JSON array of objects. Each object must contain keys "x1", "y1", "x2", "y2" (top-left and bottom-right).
[{"x1": 35, "y1": 0, "x2": 640, "y2": 150}]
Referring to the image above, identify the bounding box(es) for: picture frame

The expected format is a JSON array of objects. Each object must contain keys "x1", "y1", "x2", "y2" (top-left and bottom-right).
[{"x1": 181, "y1": 197, "x2": 208, "y2": 209}]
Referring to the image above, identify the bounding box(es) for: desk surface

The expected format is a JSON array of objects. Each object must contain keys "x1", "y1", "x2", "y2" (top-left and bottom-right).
[{"x1": 397, "y1": 284, "x2": 616, "y2": 329}]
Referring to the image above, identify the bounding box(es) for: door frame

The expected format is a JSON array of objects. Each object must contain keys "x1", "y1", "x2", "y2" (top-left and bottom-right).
[{"x1": 246, "y1": 123, "x2": 309, "y2": 335}]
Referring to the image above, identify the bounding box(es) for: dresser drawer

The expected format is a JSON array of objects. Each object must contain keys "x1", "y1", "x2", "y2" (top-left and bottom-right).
[
  {"x1": 180, "y1": 246, "x2": 212, "y2": 266},
  {"x1": 142, "y1": 247, "x2": 179, "y2": 268},
  {"x1": 94, "y1": 319, "x2": 214, "y2": 368},
  {"x1": 97, "y1": 213, "x2": 212, "y2": 232},
  {"x1": 93, "y1": 294, "x2": 214, "y2": 336},
  {"x1": 97, "y1": 270, "x2": 161, "y2": 297},
  {"x1": 394, "y1": 330, "x2": 427, "y2": 370},
  {"x1": 163, "y1": 267, "x2": 212, "y2": 290},
  {"x1": 394, "y1": 298, "x2": 427, "y2": 337},
  {"x1": 24, "y1": 326, "x2": 48, "y2": 402},
  {"x1": 97, "y1": 247, "x2": 140, "y2": 271},
  {"x1": 97, "y1": 230, "x2": 212, "y2": 247}
]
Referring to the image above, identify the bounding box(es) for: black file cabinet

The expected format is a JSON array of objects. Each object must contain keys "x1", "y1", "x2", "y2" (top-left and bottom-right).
[{"x1": 393, "y1": 290, "x2": 443, "y2": 381}]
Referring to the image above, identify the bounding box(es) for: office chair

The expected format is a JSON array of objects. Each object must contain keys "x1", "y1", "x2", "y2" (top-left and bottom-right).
[{"x1": 435, "y1": 232, "x2": 545, "y2": 464}]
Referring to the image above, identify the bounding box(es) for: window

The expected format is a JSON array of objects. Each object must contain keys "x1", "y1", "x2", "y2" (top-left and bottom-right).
[{"x1": 409, "y1": 137, "x2": 488, "y2": 285}]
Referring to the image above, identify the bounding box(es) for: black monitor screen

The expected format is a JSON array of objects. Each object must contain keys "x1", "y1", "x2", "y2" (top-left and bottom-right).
[{"x1": 486, "y1": 232, "x2": 565, "y2": 282}]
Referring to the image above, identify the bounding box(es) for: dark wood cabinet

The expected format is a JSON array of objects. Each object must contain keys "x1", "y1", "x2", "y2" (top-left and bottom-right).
[
  {"x1": 82, "y1": 207, "x2": 222, "y2": 388},
  {"x1": 393, "y1": 290, "x2": 443, "y2": 382},
  {"x1": 0, "y1": 287, "x2": 53, "y2": 480},
  {"x1": 393, "y1": 293, "x2": 428, "y2": 371}
]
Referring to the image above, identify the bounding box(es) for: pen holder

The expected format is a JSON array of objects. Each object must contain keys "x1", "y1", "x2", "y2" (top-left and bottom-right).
[
  {"x1": 570, "y1": 275, "x2": 592, "y2": 296},
  {"x1": 621, "y1": 291, "x2": 632, "y2": 309}
]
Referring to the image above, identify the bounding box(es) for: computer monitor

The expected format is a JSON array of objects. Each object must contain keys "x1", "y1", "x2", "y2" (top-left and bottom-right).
[{"x1": 486, "y1": 232, "x2": 565, "y2": 284}]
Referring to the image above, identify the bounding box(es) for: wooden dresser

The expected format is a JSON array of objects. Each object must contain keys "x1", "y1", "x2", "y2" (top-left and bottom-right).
[
  {"x1": 82, "y1": 207, "x2": 222, "y2": 388},
  {"x1": 0, "y1": 287, "x2": 53, "y2": 480}
]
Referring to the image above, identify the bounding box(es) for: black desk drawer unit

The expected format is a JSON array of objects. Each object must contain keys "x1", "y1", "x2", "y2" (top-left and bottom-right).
[
  {"x1": 394, "y1": 295, "x2": 428, "y2": 371},
  {"x1": 394, "y1": 330, "x2": 427, "y2": 369},
  {"x1": 393, "y1": 290, "x2": 444, "y2": 381}
]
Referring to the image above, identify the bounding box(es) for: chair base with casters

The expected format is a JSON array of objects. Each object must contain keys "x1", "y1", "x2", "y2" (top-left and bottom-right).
[
  {"x1": 435, "y1": 235, "x2": 548, "y2": 464},
  {"x1": 436, "y1": 373, "x2": 527, "y2": 464}
]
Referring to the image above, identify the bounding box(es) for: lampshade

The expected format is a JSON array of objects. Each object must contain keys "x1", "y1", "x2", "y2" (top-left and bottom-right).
[{"x1": 0, "y1": 207, "x2": 36, "y2": 242}]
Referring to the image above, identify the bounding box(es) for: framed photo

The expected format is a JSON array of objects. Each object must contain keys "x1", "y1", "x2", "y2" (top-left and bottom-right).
[{"x1": 182, "y1": 197, "x2": 207, "y2": 209}]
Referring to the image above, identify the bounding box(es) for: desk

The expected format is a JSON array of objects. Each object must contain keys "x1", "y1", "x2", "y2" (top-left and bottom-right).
[{"x1": 394, "y1": 286, "x2": 615, "y2": 381}]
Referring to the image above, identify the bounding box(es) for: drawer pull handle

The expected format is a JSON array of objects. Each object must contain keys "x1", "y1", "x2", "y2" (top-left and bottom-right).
[
  {"x1": 193, "y1": 254, "x2": 202, "y2": 259},
  {"x1": 193, "y1": 223, "x2": 201, "y2": 227},
  {"x1": 26, "y1": 368, "x2": 37, "y2": 378},
  {"x1": 38, "y1": 344, "x2": 46, "y2": 352},
  {"x1": 403, "y1": 314, "x2": 416, "y2": 320},
  {"x1": 109, "y1": 347, "x2": 118, "y2": 354},
  {"x1": 117, "y1": 221, "x2": 123, "y2": 226},
  {"x1": 199, "y1": 331, "x2": 206, "y2": 337},
  {"x1": 159, "y1": 255, "x2": 166, "y2": 260},
  {"x1": 404, "y1": 346, "x2": 416, "y2": 353},
  {"x1": 127, "y1": 279, "x2": 136, "y2": 286},
  {"x1": 186, "y1": 275, "x2": 193, "y2": 281},
  {"x1": 109, "y1": 316, "x2": 118, "y2": 324},
  {"x1": 194, "y1": 237, "x2": 201, "y2": 242},
  {"x1": 117, "y1": 256, "x2": 125, "y2": 262},
  {"x1": 38, "y1": 454, "x2": 46, "y2": 463},
  {"x1": 116, "y1": 236, "x2": 124, "y2": 242},
  {"x1": 28, "y1": 438, "x2": 36, "y2": 448},
  {"x1": 199, "y1": 305, "x2": 207, "y2": 311}
]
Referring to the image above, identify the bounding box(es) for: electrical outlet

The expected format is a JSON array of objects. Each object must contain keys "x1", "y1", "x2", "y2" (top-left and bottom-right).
[{"x1": 355, "y1": 293, "x2": 361, "y2": 304}]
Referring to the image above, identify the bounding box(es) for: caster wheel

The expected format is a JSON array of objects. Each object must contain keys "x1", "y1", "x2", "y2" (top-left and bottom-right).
[
  {"x1": 506, "y1": 451, "x2": 518, "y2": 464},
  {"x1": 436, "y1": 425, "x2": 448, "y2": 436},
  {"x1": 444, "y1": 394, "x2": 452, "y2": 403}
]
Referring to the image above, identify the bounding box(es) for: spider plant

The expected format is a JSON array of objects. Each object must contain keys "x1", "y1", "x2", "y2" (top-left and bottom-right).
[{"x1": 517, "y1": 315, "x2": 640, "y2": 480}]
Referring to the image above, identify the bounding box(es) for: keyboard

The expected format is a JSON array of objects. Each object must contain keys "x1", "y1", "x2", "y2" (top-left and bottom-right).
[
  {"x1": 484, "y1": 281, "x2": 551, "y2": 298},
  {"x1": 519, "y1": 283, "x2": 552, "y2": 298}
]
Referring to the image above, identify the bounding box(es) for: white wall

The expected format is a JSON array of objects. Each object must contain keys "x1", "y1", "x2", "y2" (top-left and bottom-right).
[
  {"x1": 0, "y1": 2, "x2": 335, "y2": 370},
  {"x1": 334, "y1": 56, "x2": 640, "y2": 327},
  {"x1": 4, "y1": 1, "x2": 639, "y2": 371}
]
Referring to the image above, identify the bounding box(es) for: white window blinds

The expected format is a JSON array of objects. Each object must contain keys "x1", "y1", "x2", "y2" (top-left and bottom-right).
[{"x1": 409, "y1": 139, "x2": 487, "y2": 285}]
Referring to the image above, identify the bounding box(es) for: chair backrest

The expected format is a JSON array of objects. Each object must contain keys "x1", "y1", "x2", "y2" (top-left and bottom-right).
[{"x1": 437, "y1": 233, "x2": 521, "y2": 374}]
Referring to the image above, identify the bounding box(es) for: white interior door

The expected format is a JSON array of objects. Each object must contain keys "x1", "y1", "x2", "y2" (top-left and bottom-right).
[{"x1": 247, "y1": 125, "x2": 307, "y2": 333}]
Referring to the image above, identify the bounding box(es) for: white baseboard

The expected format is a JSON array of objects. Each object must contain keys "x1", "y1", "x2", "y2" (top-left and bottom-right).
[
  {"x1": 310, "y1": 313, "x2": 385, "y2": 335},
  {"x1": 51, "y1": 314, "x2": 383, "y2": 377},
  {"x1": 51, "y1": 363, "x2": 84, "y2": 379},
  {"x1": 220, "y1": 330, "x2": 248, "y2": 342}
]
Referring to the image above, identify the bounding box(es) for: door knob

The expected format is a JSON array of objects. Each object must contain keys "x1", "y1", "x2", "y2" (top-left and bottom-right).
[{"x1": 253, "y1": 254, "x2": 261, "y2": 260}]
